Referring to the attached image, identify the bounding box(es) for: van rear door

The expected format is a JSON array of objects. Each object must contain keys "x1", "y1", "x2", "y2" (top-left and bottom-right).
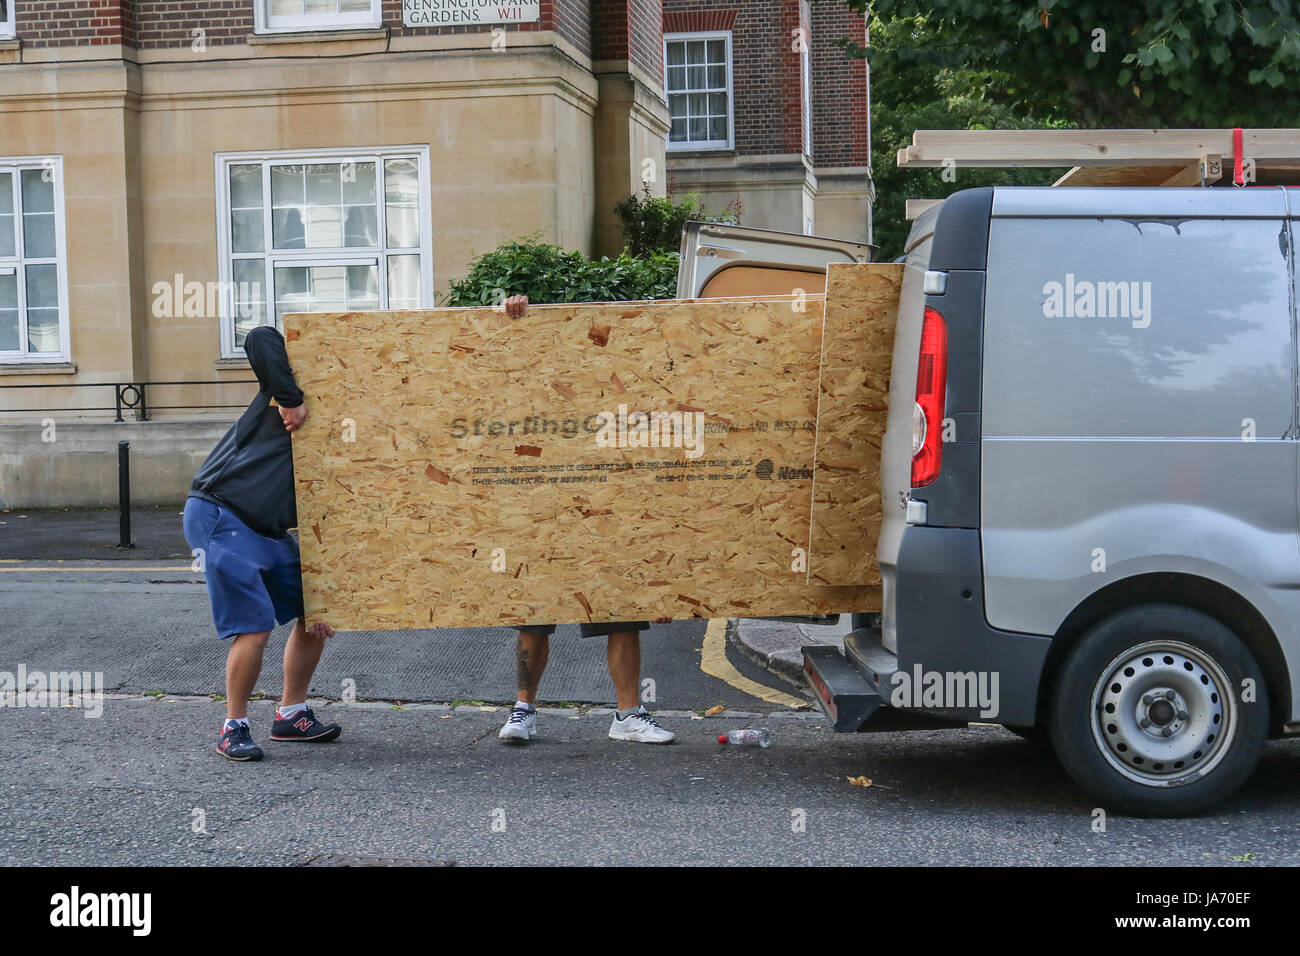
[
  {"x1": 676, "y1": 222, "x2": 871, "y2": 626},
  {"x1": 874, "y1": 199, "x2": 945, "y2": 649},
  {"x1": 676, "y1": 222, "x2": 873, "y2": 299}
]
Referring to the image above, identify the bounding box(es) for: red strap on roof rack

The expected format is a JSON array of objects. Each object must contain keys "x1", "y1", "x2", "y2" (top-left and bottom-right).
[{"x1": 1233, "y1": 127, "x2": 1245, "y2": 186}]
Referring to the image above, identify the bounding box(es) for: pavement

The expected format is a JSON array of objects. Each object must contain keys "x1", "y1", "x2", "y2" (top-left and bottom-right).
[
  {"x1": 0, "y1": 505, "x2": 193, "y2": 562},
  {"x1": 734, "y1": 615, "x2": 851, "y2": 680}
]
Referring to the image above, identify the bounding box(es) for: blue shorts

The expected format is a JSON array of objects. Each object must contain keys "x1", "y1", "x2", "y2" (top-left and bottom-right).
[{"x1": 183, "y1": 496, "x2": 305, "y2": 641}]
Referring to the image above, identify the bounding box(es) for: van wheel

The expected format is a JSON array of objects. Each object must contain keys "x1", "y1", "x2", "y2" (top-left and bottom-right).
[{"x1": 1049, "y1": 605, "x2": 1268, "y2": 817}]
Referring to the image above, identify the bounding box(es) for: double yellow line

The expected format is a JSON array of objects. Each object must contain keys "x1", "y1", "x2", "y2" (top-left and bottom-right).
[{"x1": 699, "y1": 617, "x2": 806, "y2": 709}]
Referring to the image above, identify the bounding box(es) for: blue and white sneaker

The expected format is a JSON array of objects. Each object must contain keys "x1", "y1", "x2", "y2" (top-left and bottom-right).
[
  {"x1": 216, "y1": 723, "x2": 264, "y2": 761},
  {"x1": 498, "y1": 705, "x2": 537, "y2": 744},
  {"x1": 270, "y1": 706, "x2": 341, "y2": 742}
]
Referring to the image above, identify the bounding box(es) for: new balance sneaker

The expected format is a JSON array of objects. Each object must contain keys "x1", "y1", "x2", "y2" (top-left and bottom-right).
[
  {"x1": 608, "y1": 706, "x2": 675, "y2": 744},
  {"x1": 498, "y1": 705, "x2": 537, "y2": 744},
  {"x1": 269, "y1": 707, "x2": 341, "y2": 742},
  {"x1": 216, "y1": 723, "x2": 264, "y2": 761}
]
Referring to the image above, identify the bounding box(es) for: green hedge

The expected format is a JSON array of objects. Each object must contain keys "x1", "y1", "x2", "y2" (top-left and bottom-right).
[
  {"x1": 614, "y1": 187, "x2": 740, "y2": 258},
  {"x1": 442, "y1": 238, "x2": 679, "y2": 306}
]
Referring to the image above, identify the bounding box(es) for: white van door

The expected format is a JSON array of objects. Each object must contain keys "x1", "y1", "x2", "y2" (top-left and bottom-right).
[{"x1": 676, "y1": 221, "x2": 872, "y2": 299}]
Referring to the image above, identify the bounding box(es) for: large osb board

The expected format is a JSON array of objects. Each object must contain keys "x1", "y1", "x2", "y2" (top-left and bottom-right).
[
  {"x1": 286, "y1": 292, "x2": 881, "y2": 630},
  {"x1": 808, "y1": 263, "x2": 903, "y2": 586}
]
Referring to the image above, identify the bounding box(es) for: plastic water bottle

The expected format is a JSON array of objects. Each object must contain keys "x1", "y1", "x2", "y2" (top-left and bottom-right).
[{"x1": 717, "y1": 728, "x2": 772, "y2": 747}]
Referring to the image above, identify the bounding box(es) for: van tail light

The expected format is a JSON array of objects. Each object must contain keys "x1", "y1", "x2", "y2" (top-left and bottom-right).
[{"x1": 911, "y1": 306, "x2": 948, "y2": 488}]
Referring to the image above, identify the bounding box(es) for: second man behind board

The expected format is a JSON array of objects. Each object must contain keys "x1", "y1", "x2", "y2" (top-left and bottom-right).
[{"x1": 493, "y1": 294, "x2": 675, "y2": 746}]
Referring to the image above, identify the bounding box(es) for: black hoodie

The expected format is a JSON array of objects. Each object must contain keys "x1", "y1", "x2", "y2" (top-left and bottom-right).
[{"x1": 189, "y1": 326, "x2": 305, "y2": 539}]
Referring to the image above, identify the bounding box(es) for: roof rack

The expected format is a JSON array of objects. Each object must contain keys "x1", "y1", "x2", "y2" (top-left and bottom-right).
[{"x1": 896, "y1": 128, "x2": 1300, "y2": 189}]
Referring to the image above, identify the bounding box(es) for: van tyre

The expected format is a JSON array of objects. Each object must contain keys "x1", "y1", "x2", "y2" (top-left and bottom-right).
[{"x1": 1049, "y1": 605, "x2": 1268, "y2": 817}]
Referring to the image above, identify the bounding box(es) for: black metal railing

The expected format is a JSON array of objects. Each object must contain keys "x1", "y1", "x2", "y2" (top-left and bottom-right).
[{"x1": 0, "y1": 379, "x2": 257, "y2": 421}]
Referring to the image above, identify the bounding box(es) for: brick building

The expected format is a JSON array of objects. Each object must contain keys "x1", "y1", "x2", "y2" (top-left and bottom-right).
[
  {"x1": 661, "y1": 0, "x2": 872, "y2": 241},
  {"x1": 0, "y1": 0, "x2": 870, "y2": 507}
]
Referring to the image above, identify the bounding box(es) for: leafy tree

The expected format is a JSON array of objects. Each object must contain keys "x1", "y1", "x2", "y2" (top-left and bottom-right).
[
  {"x1": 866, "y1": 15, "x2": 1069, "y2": 260},
  {"x1": 846, "y1": 0, "x2": 1300, "y2": 128}
]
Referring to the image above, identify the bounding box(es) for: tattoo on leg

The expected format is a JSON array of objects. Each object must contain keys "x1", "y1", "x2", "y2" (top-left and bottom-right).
[{"x1": 516, "y1": 646, "x2": 532, "y2": 692}]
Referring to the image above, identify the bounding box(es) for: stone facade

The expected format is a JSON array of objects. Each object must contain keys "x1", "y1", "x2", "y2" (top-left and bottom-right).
[
  {"x1": 0, "y1": 0, "x2": 870, "y2": 506},
  {"x1": 0, "y1": 0, "x2": 666, "y2": 418}
]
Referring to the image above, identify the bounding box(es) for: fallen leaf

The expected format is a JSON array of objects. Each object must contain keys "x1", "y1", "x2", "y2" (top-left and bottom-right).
[
  {"x1": 846, "y1": 776, "x2": 873, "y2": 788},
  {"x1": 705, "y1": 704, "x2": 725, "y2": 716}
]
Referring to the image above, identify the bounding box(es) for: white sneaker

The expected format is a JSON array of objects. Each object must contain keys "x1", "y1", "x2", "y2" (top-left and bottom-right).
[
  {"x1": 499, "y1": 706, "x2": 537, "y2": 743},
  {"x1": 608, "y1": 706, "x2": 675, "y2": 744}
]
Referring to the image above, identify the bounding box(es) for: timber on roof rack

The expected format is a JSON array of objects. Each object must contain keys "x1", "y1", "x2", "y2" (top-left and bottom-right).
[{"x1": 896, "y1": 128, "x2": 1300, "y2": 187}]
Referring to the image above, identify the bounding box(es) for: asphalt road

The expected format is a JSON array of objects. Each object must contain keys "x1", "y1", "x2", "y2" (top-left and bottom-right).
[
  {"x1": 0, "y1": 561, "x2": 789, "y2": 709},
  {"x1": 2, "y1": 700, "x2": 1298, "y2": 866}
]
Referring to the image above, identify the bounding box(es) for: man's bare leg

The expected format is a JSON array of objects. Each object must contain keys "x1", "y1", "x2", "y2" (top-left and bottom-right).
[
  {"x1": 269, "y1": 619, "x2": 341, "y2": 742},
  {"x1": 500, "y1": 630, "x2": 550, "y2": 743},
  {"x1": 281, "y1": 619, "x2": 325, "y2": 708},
  {"x1": 606, "y1": 631, "x2": 641, "y2": 711},
  {"x1": 225, "y1": 630, "x2": 271, "y2": 720},
  {"x1": 606, "y1": 630, "x2": 674, "y2": 743},
  {"x1": 516, "y1": 630, "x2": 550, "y2": 704}
]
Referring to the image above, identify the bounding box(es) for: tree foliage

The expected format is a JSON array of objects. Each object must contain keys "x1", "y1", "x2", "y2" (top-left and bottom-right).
[
  {"x1": 846, "y1": 0, "x2": 1300, "y2": 128},
  {"x1": 866, "y1": 15, "x2": 1069, "y2": 260}
]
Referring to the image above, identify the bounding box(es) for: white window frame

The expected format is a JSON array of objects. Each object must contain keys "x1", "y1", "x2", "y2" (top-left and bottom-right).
[
  {"x1": 0, "y1": 156, "x2": 71, "y2": 365},
  {"x1": 664, "y1": 31, "x2": 735, "y2": 152},
  {"x1": 214, "y1": 145, "x2": 434, "y2": 360},
  {"x1": 0, "y1": 0, "x2": 15, "y2": 40},
  {"x1": 253, "y1": 0, "x2": 382, "y2": 34}
]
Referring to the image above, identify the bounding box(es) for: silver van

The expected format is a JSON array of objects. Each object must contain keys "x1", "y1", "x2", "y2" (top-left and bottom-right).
[{"x1": 796, "y1": 186, "x2": 1300, "y2": 816}]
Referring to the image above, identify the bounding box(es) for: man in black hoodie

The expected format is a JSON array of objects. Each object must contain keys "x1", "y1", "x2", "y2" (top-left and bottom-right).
[{"x1": 184, "y1": 325, "x2": 340, "y2": 761}]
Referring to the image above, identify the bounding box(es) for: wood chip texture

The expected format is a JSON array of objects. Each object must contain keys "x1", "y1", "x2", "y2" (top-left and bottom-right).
[
  {"x1": 286, "y1": 281, "x2": 892, "y2": 629},
  {"x1": 809, "y1": 263, "x2": 903, "y2": 586}
]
